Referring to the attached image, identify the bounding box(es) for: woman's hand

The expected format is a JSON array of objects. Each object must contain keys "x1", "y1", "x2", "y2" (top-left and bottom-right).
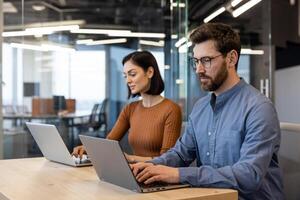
[{"x1": 72, "y1": 145, "x2": 86, "y2": 158}]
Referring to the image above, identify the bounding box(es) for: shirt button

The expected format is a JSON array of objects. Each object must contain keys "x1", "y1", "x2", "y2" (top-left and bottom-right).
[
  {"x1": 206, "y1": 152, "x2": 210, "y2": 156},
  {"x1": 208, "y1": 132, "x2": 211, "y2": 136}
]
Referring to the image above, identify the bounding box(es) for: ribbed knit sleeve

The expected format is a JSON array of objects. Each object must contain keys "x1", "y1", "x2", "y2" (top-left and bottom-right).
[
  {"x1": 160, "y1": 103, "x2": 182, "y2": 154},
  {"x1": 106, "y1": 103, "x2": 131, "y2": 141}
]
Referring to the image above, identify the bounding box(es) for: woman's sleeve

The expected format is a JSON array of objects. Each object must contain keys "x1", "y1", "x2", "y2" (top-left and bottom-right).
[
  {"x1": 106, "y1": 104, "x2": 131, "y2": 141},
  {"x1": 160, "y1": 103, "x2": 182, "y2": 154}
]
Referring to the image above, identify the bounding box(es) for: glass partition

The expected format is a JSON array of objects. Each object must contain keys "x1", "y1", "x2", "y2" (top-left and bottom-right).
[
  {"x1": 1, "y1": 0, "x2": 169, "y2": 159},
  {"x1": 169, "y1": 0, "x2": 273, "y2": 120}
]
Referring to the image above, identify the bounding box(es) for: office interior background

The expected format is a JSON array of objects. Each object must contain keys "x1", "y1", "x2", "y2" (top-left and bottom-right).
[{"x1": 0, "y1": 0, "x2": 299, "y2": 198}]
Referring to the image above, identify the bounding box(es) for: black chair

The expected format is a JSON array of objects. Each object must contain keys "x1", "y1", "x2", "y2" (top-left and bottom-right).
[{"x1": 74, "y1": 99, "x2": 108, "y2": 138}]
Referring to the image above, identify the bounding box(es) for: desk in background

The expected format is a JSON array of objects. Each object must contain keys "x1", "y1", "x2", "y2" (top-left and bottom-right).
[
  {"x1": 0, "y1": 158, "x2": 238, "y2": 200},
  {"x1": 3, "y1": 111, "x2": 91, "y2": 150},
  {"x1": 32, "y1": 98, "x2": 76, "y2": 116}
]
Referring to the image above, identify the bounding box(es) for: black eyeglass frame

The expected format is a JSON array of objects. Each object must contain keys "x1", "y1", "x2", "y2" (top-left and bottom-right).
[{"x1": 190, "y1": 54, "x2": 223, "y2": 70}]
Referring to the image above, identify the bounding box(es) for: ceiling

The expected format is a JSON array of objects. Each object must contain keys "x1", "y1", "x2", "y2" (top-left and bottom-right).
[
  {"x1": 4, "y1": 0, "x2": 168, "y2": 31},
  {"x1": 3, "y1": 0, "x2": 170, "y2": 47},
  {"x1": 2, "y1": 0, "x2": 283, "y2": 48}
]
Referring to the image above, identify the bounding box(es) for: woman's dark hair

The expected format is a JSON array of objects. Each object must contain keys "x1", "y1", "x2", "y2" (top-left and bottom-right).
[
  {"x1": 122, "y1": 51, "x2": 164, "y2": 98},
  {"x1": 189, "y1": 23, "x2": 241, "y2": 70}
]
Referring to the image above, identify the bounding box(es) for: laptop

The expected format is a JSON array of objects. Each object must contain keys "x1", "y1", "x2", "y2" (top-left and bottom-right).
[
  {"x1": 79, "y1": 135, "x2": 190, "y2": 193},
  {"x1": 26, "y1": 122, "x2": 91, "y2": 167}
]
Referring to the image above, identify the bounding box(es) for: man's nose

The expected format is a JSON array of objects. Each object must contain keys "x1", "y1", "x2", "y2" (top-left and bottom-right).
[{"x1": 195, "y1": 63, "x2": 206, "y2": 74}]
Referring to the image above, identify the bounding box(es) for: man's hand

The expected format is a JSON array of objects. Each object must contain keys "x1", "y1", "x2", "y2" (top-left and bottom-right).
[
  {"x1": 131, "y1": 162, "x2": 180, "y2": 184},
  {"x1": 72, "y1": 145, "x2": 86, "y2": 158},
  {"x1": 131, "y1": 162, "x2": 154, "y2": 176},
  {"x1": 124, "y1": 153, "x2": 152, "y2": 163}
]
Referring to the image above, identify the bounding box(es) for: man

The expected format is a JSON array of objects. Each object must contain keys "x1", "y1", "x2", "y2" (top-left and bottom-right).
[{"x1": 131, "y1": 23, "x2": 284, "y2": 199}]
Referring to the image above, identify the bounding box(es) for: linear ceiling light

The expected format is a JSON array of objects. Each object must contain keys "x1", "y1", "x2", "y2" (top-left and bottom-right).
[
  {"x1": 3, "y1": 2, "x2": 18, "y2": 13},
  {"x1": 175, "y1": 37, "x2": 187, "y2": 48},
  {"x1": 178, "y1": 41, "x2": 192, "y2": 53},
  {"x1": 204, "y1": 7, "x2": 226, "y2": 23},
  {"x1": 26, "y1": 25, "x2": 79, "y2": 32},
  {"x1": 86, "y1": 38, "x2": 127, "y2": 45},
  {"x1": 3, "y1": 25, "x2": 80, "y2": 37},
  {"x1": 241, "y1": 48, "x2": 264, "y2": 55},
  {"x1": 71, "y1": 29, "x2": 131, "y2": 34},
  {"x1": 171, "y1": 2, "x2": 186, "y2": 8},
  {"x1": 10, "y1": 43, "x2": 75, "y2": 52},
  {"x1": 10, "y1": 43, "x2": 47, "y2": 51},
  {"x1": 108, "y1": 32, "x2": 165, "y2": 38},
  {"x1": 232, "y1": 0, "x2": 262, "y2": 18},
  {"x1": 171, "y1": 34, "x2": 178, "y2": 39},
  {"x1": 3, "y1": 30, "x2": 53, "y2": 37},
  {"x1": 4, "y1": 20, "x2": 85, "y2": 31},
  {"x1": 139, "y1": 40, "x2": 164, "y2": 47},
  {"x1": 231, "y1": 0, "x2": 244, "y2": 7},
  {"x1": 76, "y1": 39, "x2": 94, "y2": 44}
]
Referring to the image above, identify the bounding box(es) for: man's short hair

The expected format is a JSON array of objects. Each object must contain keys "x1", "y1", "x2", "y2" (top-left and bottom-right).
[{"x1": 189, "y1": 23, "x2": 241, "y2": 70}]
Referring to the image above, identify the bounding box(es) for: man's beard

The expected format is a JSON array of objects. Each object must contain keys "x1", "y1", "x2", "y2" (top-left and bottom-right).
[{"x1": 198, "y1": 61, "x2": 228, "y2": 92}]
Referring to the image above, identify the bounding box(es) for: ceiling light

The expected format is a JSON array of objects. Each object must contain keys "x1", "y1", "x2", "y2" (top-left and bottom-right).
[
  {"x1": 86, "y1": 38, "x2": 127, "y2": 45},
  {"x1": 76, "y1": 39, "x2": 94, "y2": 44},
  {"x1": 3, "y1": 30, "x2": 54, "y2": 37},
  {"x1": 241, "y1": 48, "x2": 264, "y2": 55},
  {"x1": 175, "y1": 37, "x2": 187, "y2": 48},
  {"x1": 3, "y1": 2, "x2": 17, "y2": 13},
  {"x1": 139, "y1": 40, "x2": 164, "y2": 47},
  {"x1": 171, "y1": 34, "x2": 178, "y2": 39},
  {"x1": 32, "y1": 4, "x2": 46, "y2": 11},
  {"x1": 10, "y1": 43, "x2": 48, "y2": 51},
  {"x1": 164, "y1": 65, "x2": 170, "y2": 70},
  {"x1": 232, "y1": 0, "x2": 262, "y2": 18},
  {"x1": 108, "y1": 32, "x2": 165, "y2": 38},
  {"x1": 27, "y1": 20, "x2": 85, "y2": 28},
  {"x1": 71, "y1": 29, "x2": 131, "y2": 34},
  {"x1": 10, "y1": 43, "x2": 75, "y2": 52},
  {"x1": 231, "y1": 0, "x2": 244, "y2": 7},
  {"x1": 178, "y1": 42, "x2": 192, "y2": 53},
  {"x1": 204, "y1": 7, "x2": 226, "y2": 23},
  {"x1": 290, "y1": 0, "x2": 296, "y2": 5},
  {"x1": 3, "y1": 25, "x2": 80, "y2": 37},
  {"x1": 171, "y1": 3, "x2": 186, "y2": 8},
  {"x1": 26, "y1": 25, "x2": 79, "y2": 32},
  {"x1": 176, "y1": 79, "x2": 184, "y2": 84}
]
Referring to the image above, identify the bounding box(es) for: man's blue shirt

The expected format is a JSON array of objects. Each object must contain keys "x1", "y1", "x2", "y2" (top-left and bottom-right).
[{"x1": 151, "y1": 79, "x2": 284, "y2": 200}]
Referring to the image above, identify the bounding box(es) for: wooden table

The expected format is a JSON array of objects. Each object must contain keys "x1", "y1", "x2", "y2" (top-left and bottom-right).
[{"x1": 0, "y1": 158, "x2": 237, "y2": 200}]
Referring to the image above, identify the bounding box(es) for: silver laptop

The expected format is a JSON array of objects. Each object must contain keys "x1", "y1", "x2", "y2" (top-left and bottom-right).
[
  {"x1": 79, "y1": 135, "x2": 190, "y2": 193},
  {"x1": 26, "y1": 122, "x2": 91, "y2": 167}
]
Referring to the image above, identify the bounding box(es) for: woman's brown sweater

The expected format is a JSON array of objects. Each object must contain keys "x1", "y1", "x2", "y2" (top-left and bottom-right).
[{"x1": 106, "y1": 98, "x2": 182, "y2": 157}]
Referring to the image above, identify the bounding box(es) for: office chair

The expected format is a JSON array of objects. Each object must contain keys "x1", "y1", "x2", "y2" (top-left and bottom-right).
[{"x1": 73, "y1": 99, "x2": 108, "y2": 138}]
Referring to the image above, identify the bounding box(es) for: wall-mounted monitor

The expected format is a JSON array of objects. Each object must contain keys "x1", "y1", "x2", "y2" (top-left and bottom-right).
[{"x1": 23, "y1": 82, "x2": 40, "y2": 97}]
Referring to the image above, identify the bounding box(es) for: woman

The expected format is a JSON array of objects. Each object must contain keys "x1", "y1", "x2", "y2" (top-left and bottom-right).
[{"x1": 73, "y1": 51, "x2": 182, "y2": 162}]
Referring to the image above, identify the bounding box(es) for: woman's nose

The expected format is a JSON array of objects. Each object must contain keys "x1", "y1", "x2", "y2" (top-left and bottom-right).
[{"x1": 126, "y1": 76, "x2": 132, "y2": 83}]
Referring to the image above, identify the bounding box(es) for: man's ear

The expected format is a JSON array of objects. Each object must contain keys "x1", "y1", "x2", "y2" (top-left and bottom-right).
[{"x1": 228, "y1": 50, "x2": 238, "y2": 68}]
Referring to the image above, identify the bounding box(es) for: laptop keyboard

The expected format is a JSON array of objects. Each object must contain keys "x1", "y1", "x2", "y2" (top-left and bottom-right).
[
  {"x1": 72, "y1": 155, "x2": 91, "y2": 164},
  {"x1": 139, "y1": 181, "x2": 170, "y2": 188}
]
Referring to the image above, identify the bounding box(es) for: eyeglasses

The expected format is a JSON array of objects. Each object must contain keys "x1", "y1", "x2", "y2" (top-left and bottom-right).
[{"x1": 190, "y1": 54, "x2": 223, "y2": 70}]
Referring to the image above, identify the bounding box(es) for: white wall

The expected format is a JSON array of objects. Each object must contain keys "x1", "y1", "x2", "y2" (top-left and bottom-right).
[
  {"x1": 275, "y1": 65, "x2": 300, "y2": 200},
  {"x1": 275, "y1": 65, "x2": 300, "y2": 123}
]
